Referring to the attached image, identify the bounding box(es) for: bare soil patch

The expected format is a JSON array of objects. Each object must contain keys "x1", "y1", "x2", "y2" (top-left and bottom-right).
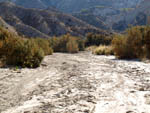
[{"x1": 0, "y1": 52, "x2": 150, "y2": 113}]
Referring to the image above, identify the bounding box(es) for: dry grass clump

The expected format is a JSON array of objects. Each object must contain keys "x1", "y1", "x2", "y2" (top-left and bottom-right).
[
  {"x1": 93, "y1": 45, "x2": 114, "y2": 55},
  {"x1": 85, "y1": 46, "x2": 97, "y2": 51}
]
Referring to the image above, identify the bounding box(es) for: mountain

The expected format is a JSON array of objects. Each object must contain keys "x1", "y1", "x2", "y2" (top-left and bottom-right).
[
  {"x1": 15, "y1": 0, "x2": 46, "y2": 9},
  {"x1": 0, "y1": 0, "x2": 148, "y2": 33},
  {"x1": 0, "y1": 17, "x2": 17, "y2": 34},
  {"x1": 0, "y1": 0, "x2": 143, "y2": 13},
  {"x1": 73, "y1": 6, "x2": 121, "y2": 30},
  {"x1": 43, "y1": 0, "x2": 142, "y2": 13},
  {"x1": 73, "y1": 6, "x2": 134, "y2": 31},
  {"x1": 111, "y1": 0, "x2": 150, "y2": 31},
  {"x1": 73, "y1": 13, "x2": 110, "y2": 30},
  {"x1": 0, "y1": 2, "x2": 106, "y2": 38},
  {"x1": 73, "y1": 0, "x2": 150, "y2": 32},
  {"x1": 43, "y1": 0, "x2": 146, "y2": 32},
  {"x1": 127, "y1": 0, "x2": 150, "y2": 26}
]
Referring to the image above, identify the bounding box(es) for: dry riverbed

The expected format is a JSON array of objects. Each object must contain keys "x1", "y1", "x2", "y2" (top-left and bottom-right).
[{"x1": 0, "y1": 52, "x2": 150, "y2": 113}]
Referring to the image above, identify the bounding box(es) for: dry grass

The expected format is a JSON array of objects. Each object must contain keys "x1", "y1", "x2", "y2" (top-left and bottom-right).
[
  {"x1": 85, "y1": 46, "x2": 98, "y2": 52},
  {"x1": 92, "y1": 45, "x2": 114, "y2": 55}
]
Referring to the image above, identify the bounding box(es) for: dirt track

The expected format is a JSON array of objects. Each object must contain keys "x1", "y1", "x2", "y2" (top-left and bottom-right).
[{"x1": 0, "y1": 52, "x2": 150, "y2": 113}]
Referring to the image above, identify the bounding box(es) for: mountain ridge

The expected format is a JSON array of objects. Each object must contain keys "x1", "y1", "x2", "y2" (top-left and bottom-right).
[
  {"x1": 0, "y1": 0, "x2": 143, "y2": 13},
  {"x1": 0, "y1": 0, "x2": 149, "y2": 33},
  {"x1": 0, "y1": 2, "x2": 107, "y2": 38}
]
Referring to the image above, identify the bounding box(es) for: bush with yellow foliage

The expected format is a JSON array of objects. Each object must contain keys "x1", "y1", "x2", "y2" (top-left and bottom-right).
[
  {"x1": 112, "y1": 26, "x2": 150, "y2": 60},
  {"x1": 0, "y1": 27, "x2": 53, "y2": 68}
]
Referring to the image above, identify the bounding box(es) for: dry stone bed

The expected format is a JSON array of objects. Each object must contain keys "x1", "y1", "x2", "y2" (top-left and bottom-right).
[{"x1": 0, "y1": 52, "x2": 150, "y2": 113}]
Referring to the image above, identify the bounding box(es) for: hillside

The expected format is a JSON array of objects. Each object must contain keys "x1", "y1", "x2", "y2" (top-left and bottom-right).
[
  {"x1": 73, "y1": 6, "x2": 135, "y2": 31},
  {"x1": 74, "y1": 0, "x2": 150, "y2": 32},
  {"x1": 74, "y1": 13, "x2": 110, "y2": 30},
  {"x1": 0, "y1": 0, "x2": 143, "y2": 13},
  {"x1": 0, "y1": 17, "x2": 17, "y2": 34},
  {"x1": 127, "y1": 0, "x2": 150, "y2": 26},
  {"x1": 15, "y1": 0, "x2": 46, "y2": 9},
  {"x1": 15, "y1": 0, "x2": 143, "y2": 13},
  {"x1": 111, "y1": 0, "x2": 150, "y2": 31},
  {"x1": 0, "y1": 2, "x2": 106, "y2": 38},
  {"x1": 0, "y1": 0, "x2": 147, "y2": 32},
  {"x1": 73, "y1": 6, "x2": 121, "y2": 30}
]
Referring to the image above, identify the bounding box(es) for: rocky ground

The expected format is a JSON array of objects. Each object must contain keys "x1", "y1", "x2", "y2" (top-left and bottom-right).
[{"x1": 0, "y1": 52, "x2": 150, "y2": 113}]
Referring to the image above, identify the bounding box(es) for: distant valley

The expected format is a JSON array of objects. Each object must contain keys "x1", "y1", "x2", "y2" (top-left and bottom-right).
[
  {"x1": 0, "y1": 0, "x2": 149, "y2": 37},
  {"x1": 0, "y1": 2, "x2": 106, "y2": 38}
]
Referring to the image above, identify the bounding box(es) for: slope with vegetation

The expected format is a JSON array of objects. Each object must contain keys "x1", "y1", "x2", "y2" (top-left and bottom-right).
[
  {"x1": 111, "y1": 0, "x2": 150, "y2": 31},
  {"x1": 73, "y1": 6, "x2": 120, "y2": 30},
  {"x1": 0, "y1": 17, "x2": 17, "y2": 34},
  {"x1": 1, "y1": 0, "x2": 148, "y2": 32},
  {"x1": 13, "y1": 0, "x2": 142, "y2": 13},
  {"x1": 0, "y1": 2, "x2": 106, "y2": 38}
]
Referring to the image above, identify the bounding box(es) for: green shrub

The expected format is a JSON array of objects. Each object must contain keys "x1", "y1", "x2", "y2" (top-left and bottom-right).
[
  {"x1": 76, "y1": 39, "x2": 85, "y2": 51},
  {"x1": 85, "y1": 33, "x2": 112, "y2": 46},
  {"x1": 143, "y1": 27, "x2": 150, "y2": 58},
  {"x1": 93, "y1": 45, "x2": 114, "y2": 55},
  {"x1": 49, "y1": 37, "x2": 60, "y2": 52},
  {"x1": 85, "y1": 45, "x2": 98, "y2": 51},
  {"x1": 0, "y1": 27, "x2": 49, "y2": 68},
  {"x1": 58, "y1": 34, "x2": 72, "y2": 52},
  {"x1": 66, "y1": 40, "x2": 79, "y2": 53},
  {"x1": 112, "y1": 34, "x2": 132, "y2": 59},
  {"x1": 50, "y1": 34, "x2": 80, "y2": 53},
  {"x1": 0, "y1": 29, "x2": 21, "y2": 59},
  {"x1": 9, "y1": 40, "x2": 44, "y2": 68},
  {"x1": 112, "y1": 26, "x2": 150, "y2": 59},
  {"x1": 33, "y1": 38, "x2": 53, "y2": 55}
]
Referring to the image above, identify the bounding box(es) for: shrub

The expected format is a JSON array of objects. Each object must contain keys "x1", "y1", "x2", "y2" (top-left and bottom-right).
[
  {"x1": 33, "y1": 38, "x2": 53, "y2": 55},
  {"x1": 0, "y1": 28, "x2": 21, "y2": 59},
  {"x1": 112, "y1": 34, "x2": 132, "y2": 59},
  {"x1": 143, "y1": 27, "x2": 150, "y2": 58},
  {"x1": 58, "y1": 34, "x2": 72, "y2": 52},
  {"x1": 66, "y1": 40, "x2": 79, "y2": 53},
  {"x1": 9, "y1": 40, "x2": 44, "y2": 68},
  {"x1": 49, "y1": 37, "x2": 60, "y2": 52},
  {"x1": 85, "y1": 33, "x2": 112, "y2": 46},
  {"x1": 0, "y1": 36, "x2": 45, "y2": 68},
  {"x1": 93, "y1": 45, "x2": 114, "y2": 55},
  {"x1": 0, "y1": 27, "x2": 49, "y2": 68},
  {"x1": 50, "y1": 34, "x2": 80, "y2": 53},
  {"x1": 112, "y1": 26, "x2": 150, "y2": 59},
  {"x1": 76, "y1": 39, "x2": 85, "y2": 51}
]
